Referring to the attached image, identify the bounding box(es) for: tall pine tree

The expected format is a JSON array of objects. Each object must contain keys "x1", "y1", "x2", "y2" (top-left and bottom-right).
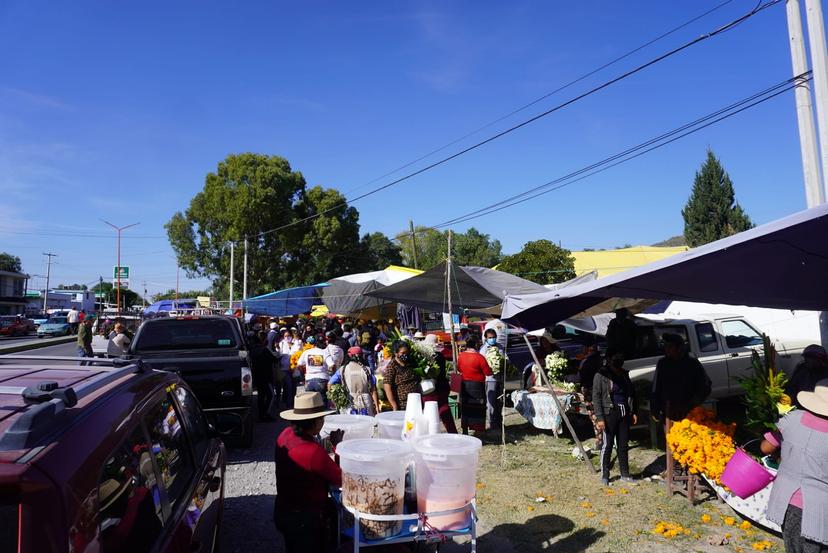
[{"x1": 682, "y1": 149, "x2": 753, "y2": 247}]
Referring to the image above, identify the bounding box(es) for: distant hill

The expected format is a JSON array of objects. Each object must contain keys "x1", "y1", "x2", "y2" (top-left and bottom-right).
[{"x1": 651, "y1": 235, "x2": 687, "y2": 247}]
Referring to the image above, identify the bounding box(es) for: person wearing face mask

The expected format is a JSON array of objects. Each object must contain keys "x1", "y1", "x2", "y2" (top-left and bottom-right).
[
  {"x1": 383, "y1": 341, "x2": 421, "y2": 411},
  {"x1": 480, "y1": 328, "x2": 505, "y2": 430},
  {"x1": 592, "y1": 350, "x2": 638, "y2": 486},
  {"x1": 458, "y1": 335, "x2": 494, "y2": 435}
]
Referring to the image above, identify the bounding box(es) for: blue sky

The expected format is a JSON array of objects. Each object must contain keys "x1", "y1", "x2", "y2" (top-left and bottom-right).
[{"x1": 0, "y1": 1, "x2": 814, "y2": 297}]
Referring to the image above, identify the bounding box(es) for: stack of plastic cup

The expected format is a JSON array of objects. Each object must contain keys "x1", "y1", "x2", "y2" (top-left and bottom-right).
[
  {"x1": 402, "y1": 392, "x2": 423, "y2": 441},
  {"x1": 423, "y1": 401, "x2": 441, "y2": 435}
]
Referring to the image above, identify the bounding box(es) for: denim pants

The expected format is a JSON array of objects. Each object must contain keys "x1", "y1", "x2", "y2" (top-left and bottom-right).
[
  {"x1": 305, "y1": 378, "x2": 329, "y2": 405},
  {"x1": 279, "y1": 370, "x2": 295, "y2": 409}
]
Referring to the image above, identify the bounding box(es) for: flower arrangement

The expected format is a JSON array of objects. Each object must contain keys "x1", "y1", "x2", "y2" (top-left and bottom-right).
[
  {"x1": 484, "y1": 346, "x2": 506, "y2": 375},
  {"x1": 289, "y1": 343, "x2": 313, "y2": 369},
  {"x1": 667, "y1": 406, "x2": 736, "y2": 484},
  {"x1": 545, "y1": 351, "x2": 568, "y2": 383},
  {"x1": 738, "y1": 334, "x2": 792, "y2": 431}
]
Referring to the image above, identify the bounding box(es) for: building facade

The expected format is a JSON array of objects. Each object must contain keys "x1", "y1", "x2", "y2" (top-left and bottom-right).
[{"x1": 0, "y1": 270, "x2": 28, "y2": 315}]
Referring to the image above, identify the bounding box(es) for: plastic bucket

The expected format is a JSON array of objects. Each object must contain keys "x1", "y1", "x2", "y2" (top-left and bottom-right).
[
  {"x1": 720, "y1": 448, "x2": 775, "y2": 499},
  {"x1": 320, "y1": 414, "x2": 375, "y2": 442},
  {"x1": 336, "y1": 439, "x2": 413, "y2": 540},
  {"x1": 374, "y1": 411, "x2": 407, "y2": 440},
  {"x1": 412, "y1": 434, "x2": 482, "y2": 530}
]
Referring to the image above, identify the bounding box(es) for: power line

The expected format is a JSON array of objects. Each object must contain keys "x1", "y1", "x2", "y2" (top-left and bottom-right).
[
  {"x1": 429, "y1": 73, "x2": 807, "y2": 229},
  {"x1": 251, "y1": 0, "x2": 781, "y2": 241},
  {"x1": 339, "y1": 0, "x2": 739, "y2": 198}
]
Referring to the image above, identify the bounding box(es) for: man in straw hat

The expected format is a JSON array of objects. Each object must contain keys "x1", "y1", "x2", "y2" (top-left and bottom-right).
[
  {"x1": 761, "y1": 378, "x2": 828, "y2": 552},
  {"x1": 273, "y1": 391, "x2": 343, "y2": 553}
]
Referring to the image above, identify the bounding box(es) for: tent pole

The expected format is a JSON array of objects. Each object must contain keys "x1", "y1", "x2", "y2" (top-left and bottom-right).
[
  {"x1": 523, "y1": 334, "x2": 596, "y2": 473},
  {"x1": 447, "y1": 231, "x2": 458, "y2": 371}
]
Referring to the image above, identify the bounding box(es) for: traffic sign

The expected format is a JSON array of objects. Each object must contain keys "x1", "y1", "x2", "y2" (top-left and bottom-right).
[
  {"x1": 112, "y1": 279, "x2": 130, "y2": 289},
  {"x1": 113, "y1": 266, "x2": 130, "y2": 279}
]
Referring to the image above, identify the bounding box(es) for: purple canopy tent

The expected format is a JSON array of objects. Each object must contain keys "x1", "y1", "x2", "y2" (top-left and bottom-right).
[{"x1": 502, "y1": 203, "x2": 828, "y2": 330}]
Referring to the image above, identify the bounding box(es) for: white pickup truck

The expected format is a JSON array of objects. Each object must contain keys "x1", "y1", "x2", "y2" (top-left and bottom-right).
[{"x1": 624, "y1": 313, "x2": 810, "y2": 399}]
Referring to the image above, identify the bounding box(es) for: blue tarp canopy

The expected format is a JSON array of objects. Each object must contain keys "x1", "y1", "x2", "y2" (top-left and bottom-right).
[
  {"x1": 143, "y1": 298, "x2": 198, "y2": 316},
  {"x1": 242, "y1": 284, "x2": 328, "y2": 317}
]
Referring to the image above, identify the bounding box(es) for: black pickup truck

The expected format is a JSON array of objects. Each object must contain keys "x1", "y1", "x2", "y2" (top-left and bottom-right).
[{"x1": 128, "y1": 315, "x2": 255, "y2": 446}]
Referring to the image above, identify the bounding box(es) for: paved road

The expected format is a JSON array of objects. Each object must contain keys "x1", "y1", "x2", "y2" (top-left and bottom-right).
[{"x1": 5, "y1": 341, "x2": 77, "y2": 357}]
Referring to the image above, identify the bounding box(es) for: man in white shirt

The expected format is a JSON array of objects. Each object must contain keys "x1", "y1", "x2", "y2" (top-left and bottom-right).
[
  {"x1": 324, "y1": 331, "x2": 344, "y2": 373},
  {"x1": 67, "y1": 308, "x2": 80, "y2": 335},
  {"x1": 296, "y1": 336, "x2": 331, "y2": 403}
]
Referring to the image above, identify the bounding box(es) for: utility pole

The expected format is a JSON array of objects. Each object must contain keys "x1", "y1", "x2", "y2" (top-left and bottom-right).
[
  {"x1": 788, "y1": 0, "x2": 824, "y2": 206},
  {"x1": 99, "y1": 276, "x2": 104, "y2": 313},
  {"x1": 42, "y1": 253, "x2": 57, "y2": 313},
  {"x1": 445, "y1": 230, "x2": 458, "y2": 369},
  {"x1": 142, "y1": 281, "x2": 147, "y2": 308},
  {"x1": 242, "y1": 237, "x2": 248, "y2": 313},
  {"x1": 175, "y1": 266, "x2": 180, "y2": 305},
  {"x1": 229, "y1": 242, "x2": 235, "y2": 314},
  {"x1": 102, "y1": 220, "x2": 139, "y2": 317},
  {"x1": 805, "y1": 0, "x2": 828, "y2": 200},
  {"x1": 409, "y1": 220, "x2": 419, "y2": 270}
]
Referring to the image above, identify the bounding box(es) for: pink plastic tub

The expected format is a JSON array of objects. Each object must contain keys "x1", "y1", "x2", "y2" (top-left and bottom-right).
[{"x1": 720, "y1": 448, "x2": 775, "y2": 499}]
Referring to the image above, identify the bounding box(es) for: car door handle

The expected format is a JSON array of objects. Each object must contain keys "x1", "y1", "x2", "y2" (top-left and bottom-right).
[{"x1": 730, "y1": 353, "x2": 739, "y2": 357}]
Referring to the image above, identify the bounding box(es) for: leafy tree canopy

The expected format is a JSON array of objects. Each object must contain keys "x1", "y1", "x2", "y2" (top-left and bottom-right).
[
  {"x1": 57, "y1": 283, "x2": 88, "y2": 290},
  {"x1": 360, "y1": 232, "x2": 402, "y2": 270},
  {"x1": 497, "y1": 239, "x2": 576, "y2": 285},
  {"x1": 682, "y1": 149, "x2": 753, "y2": 247},
  {"x1": 166, "y1": 153, "x2": 370, "y2": 296},
  {"x1": 0, "y1": 252, "x2": 22, "y2": 273},
  {"x1": 396, "y1": 227, "x2": 502, "y2": 270},
  {"x1": 91, "y1": 281, "x2": 141, "y2": 308},
  {"x1": 152, "y1": 289, "x2": 212, "y2": 302}
]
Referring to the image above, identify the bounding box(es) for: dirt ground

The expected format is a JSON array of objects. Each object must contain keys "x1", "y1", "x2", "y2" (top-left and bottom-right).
[{"x1": 441, "y1": 410, "x2": 783, "y2": 553}]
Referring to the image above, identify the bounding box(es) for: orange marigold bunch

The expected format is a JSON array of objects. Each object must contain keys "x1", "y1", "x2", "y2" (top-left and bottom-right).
[
  {"x1": 289, "y1": 343, "x2": 313, "y2": 369},
  {"x1": 667, "y1": 406, "x2": 736, "y2": 483}
]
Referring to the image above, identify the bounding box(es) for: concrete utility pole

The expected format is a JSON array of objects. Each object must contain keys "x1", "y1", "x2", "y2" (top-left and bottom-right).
[
  {"x1": 42, "y1": 253, "x2": 57, "y2": 313},
  {"x1": 804, "y1": 0, "x2": 828, "y2": 200},
  {"x1": 242, "y1": 238, "x2": 248, "y2": 312},
  {"x1": 229, "y1": 242, "x2": 235, "y2": 314},
  {"x1": 102, "y1": 220, "x2": 139, "y2": 316},
  {"x1": 788, "y1": 0, "x2": 824, "y2": 206}
]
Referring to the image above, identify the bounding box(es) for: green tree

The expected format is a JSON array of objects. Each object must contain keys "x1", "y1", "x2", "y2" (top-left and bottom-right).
[
  {"x1": 57, "y1": 283, "x2": 88, "y2": 290},
  {"x1": 396, "y1": 227, "x2": 502, "y2": 269},
  {"x1": 682, "y1": 149, "x2": 753, "y2": 247},
  {"x1": 152, "y1": 289, "x2": 212, "y2": 302},
  {"x1": 0, "y1": 252, "x2": 22, "y2": 273},
  {"x1": 497, "y1": 239, "x2": 576, "y2": 284},
  {"x1": 360, "y1": 232, "x2": 402, "y2": 270},
  {"x1": 91, "y1": 281, "x2": 141, "y2": 308},
  {"x1": 166, "y1": 153, "x2": 369, "y2": 295}
]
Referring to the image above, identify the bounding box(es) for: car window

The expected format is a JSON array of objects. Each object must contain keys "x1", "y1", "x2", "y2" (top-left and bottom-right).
[
  {"x1": 721, "y1": 319, "x2": 763, "y2": 349},
  {"x1": 173, "y1": 385, "x2": 210, "y2": 463},
  {"x1": 144, "y1": 395, "x2": 196, "y2": 516},
  {"x1": 47, "y1": 317, "x2": 68, "y2": 324},
  {"x1": 133, "y1": 319, "x2": 238, "y2": 351},
  {"x1": 630, "y1": 325, "x2": 689, "y2": 359},
  {"x1": 98, "y1": 426, "x2": 164, "y2": 553},
  {"x1": 695, "y1": 323, "x2": 719, "y2": 353}
]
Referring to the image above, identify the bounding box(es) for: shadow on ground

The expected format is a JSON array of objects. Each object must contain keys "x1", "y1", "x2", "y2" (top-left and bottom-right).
[
  {"x1": 444, "y1": 514, "x2": 604, "y2": 553},
  {"x1": 221, "y1": 494, "x2": 284, "y2": 553}
]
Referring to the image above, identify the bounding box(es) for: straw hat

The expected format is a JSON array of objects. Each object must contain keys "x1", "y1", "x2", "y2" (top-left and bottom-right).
[
  {"x1": 797, "y1": 378, "x2": 828, "y2": 417},
  {"x1": 98, "y1": 478, "x2": 131, "y2": 511},
  {"x1": 413, "y1": 331, "x2": 425, "y2": 340},
  {"x1": 280, "y1": 391, "x2": 335, "y2": 421}
]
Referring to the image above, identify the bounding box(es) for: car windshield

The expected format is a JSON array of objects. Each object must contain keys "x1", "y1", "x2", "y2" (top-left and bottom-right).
[
  {"x1": 46, "y1": 317, "x2": 68, "y2": 324},
  {"x1": 134, "y1": 318, "x2": 238, "y2": 351}
]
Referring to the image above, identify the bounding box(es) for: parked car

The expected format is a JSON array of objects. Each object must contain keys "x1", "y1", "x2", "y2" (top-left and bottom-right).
[
  {"x1": 30, "y1": 313, "x2": 49, "y2": 329},
  {"x1": 0, "y1": 316, "x2": 33, "y2": 337},
  {"x1": 0, "y1": 357, "x2": 226, "y2": 553},
  {"x1": 127, "y1": 315, "x2": 255, "y2": 447},
  {"x1": 36, "y1": 316, "x2": 72, "y2": 338},
  {"x1": 625, "y1": 313, "x2": 808, "y2": 400}
]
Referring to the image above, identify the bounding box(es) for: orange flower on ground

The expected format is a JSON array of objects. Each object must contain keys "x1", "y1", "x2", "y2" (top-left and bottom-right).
[
  {"x1": 652, "y1": 521, "x2": 688, "y2": 539},
  {"x1": 724, "y1": 517, "x2": 736, "y2": 526},
  {"x1": 740, "y1": 521, "x2": 753, "y2": 531},
  {"x1": 701, "y1": 514, "x2": 712, "y2": 523},
  {"x1": 527, "y1": 505, "x2": 535, "y2": 512},
  {"x1": 666, "y1": 406, "x2": 736, "y2": 483},
  {"x1": 751, "y1": 541, "x2": 773, "y2": 551}
]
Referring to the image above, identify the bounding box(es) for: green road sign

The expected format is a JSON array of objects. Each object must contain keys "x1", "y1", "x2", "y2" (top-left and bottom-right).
[{"x1": 113, "y1": 266, "x2": 130, "y2": 279}]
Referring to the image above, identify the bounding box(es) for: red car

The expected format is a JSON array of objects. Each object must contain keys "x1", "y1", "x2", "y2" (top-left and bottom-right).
[
  {"x1": 0, "y1": 316, "x2": 33, "y2": 337},
  {"x1": 0, "y1": 357, "x2": 226, "y2": 553}
]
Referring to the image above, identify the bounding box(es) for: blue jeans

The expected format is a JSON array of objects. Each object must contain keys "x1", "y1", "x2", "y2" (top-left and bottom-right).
[
  {"x1": 305, "y1": 378, "x2": 329, "y2": 405},
  {"x1": 77, "y1": 345, "x2": 92, "y2": 366},
  {"x1": 362, "y1": 348, "x2": 376, "y2": 373}
]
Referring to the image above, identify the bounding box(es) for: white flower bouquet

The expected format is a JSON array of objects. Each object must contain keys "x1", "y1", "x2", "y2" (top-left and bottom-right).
[{"x1": 545, "y1": 351, "x2": 568, "y2": 383}]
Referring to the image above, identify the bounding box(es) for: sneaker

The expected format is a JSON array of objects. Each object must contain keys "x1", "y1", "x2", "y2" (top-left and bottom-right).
[{"x1": 601, "y1": 477, "x2": 610, "y2": 487}]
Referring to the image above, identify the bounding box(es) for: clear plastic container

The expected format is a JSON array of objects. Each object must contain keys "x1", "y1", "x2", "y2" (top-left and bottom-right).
[
  {"x1": 336, "y1": 439, "x2": 413, "y2": 540},
  {"x1": 320, "y1": 414, "x2": 376, "y2": 441},
  {"x1": 374, "y1": 410, "x2": 407, "y2": 440},
  {"x1": 412, "y1": 434, "x2": 482, "y2": 530}
]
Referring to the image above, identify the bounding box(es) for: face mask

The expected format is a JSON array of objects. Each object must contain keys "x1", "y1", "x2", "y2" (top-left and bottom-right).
[
  {"x1": 397, "y1": 353, "x2": 409, "y2": 363},
  {"x1": 486, "y1": 338, "x2": 497, "y2": 346}
]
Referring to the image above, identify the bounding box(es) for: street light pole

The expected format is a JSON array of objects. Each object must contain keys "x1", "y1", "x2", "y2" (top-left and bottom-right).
[
  {"x1": 102, "y1": 220, "x2": 139, "y2": 316},
  {"x1": 42, "y1": 253, "x2": 57, "y2": 313},
  {"x1": 229, "y1": 242, "x2": 235, "y2": 314}
]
